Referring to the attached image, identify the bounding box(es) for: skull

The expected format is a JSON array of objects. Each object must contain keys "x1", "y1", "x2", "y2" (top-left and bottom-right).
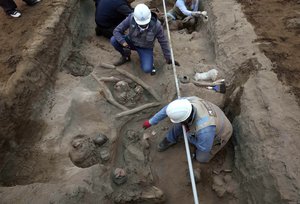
[{"x1": 114, "y1": 81, "x2": 130, "y2": 92}]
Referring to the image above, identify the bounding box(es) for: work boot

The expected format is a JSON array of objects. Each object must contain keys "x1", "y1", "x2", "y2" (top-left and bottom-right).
[
  {"x1": 95, "y1": 26, "x2": 102, "y2": 36},
  {"x1": 150, "y1": 68, "x2": 156, "y2": 75},
  {"x1": 26, "y1": 0, "x2": 41, "y2": 6},
  {"x1": 113, "y1": 56, "x2": 130, "y2": 66},
  {"x1": 157, "y1": 138, "x2": 176, "y2": 152},
  {"x1": 7, "y1": 10, "x2": 21, "y2": 18}
]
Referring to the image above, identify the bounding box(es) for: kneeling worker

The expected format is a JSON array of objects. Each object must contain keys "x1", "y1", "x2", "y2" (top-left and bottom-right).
[
  {"x1": 167, "y1": 0, "x2": 207, "y2": 32},
  {"x1": 143, "y1": 96, "x2": 232, "y2": 163},
  {"x1": 111, "y1": 3, "x2": 179, "y2": 75},
  {"x1": 95, "y1": 0, "x2": 134, "y2": 39}
]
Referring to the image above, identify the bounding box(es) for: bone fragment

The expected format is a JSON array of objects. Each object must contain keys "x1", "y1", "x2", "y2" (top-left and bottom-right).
[
  {"x1": 91, "y1": 73, "x2": 129, "y2": 111},
  {"x1": 99, "y1": 63, "x2": 116, "y2": 69},
  {"x1": 192, "y1": 79, "x2": 225, "y2": 87},
  {"x1": 99, "y1": 76, "x2": 120, "y2": 82},
  {"x1": 116, "y1": 68, "x2": 161, "y2": 101},
  {"x1": 115, "y1": 102, "x2": 160, "y2": 118}
]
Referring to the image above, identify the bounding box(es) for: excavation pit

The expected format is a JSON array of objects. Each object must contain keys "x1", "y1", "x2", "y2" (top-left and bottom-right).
[{"x1": 0, "y1": 0, "x2": 299, "y2": 203}]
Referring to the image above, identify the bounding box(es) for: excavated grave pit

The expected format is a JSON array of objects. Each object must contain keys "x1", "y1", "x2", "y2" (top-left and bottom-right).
[{"x1": 0, "y1": 0, "x2": 299, "y2": 203}]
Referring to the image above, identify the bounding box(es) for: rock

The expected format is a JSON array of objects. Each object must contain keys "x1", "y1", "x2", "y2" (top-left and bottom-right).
[
  {"x1": 187, "y1": 168, "x2": 201, "y2": 184},
  {"x1": 223, "y1": 174, "x2": 232, "y2": 183},
  {"x1": 212, "y1": 175, "x2": 226, "y2": 197},
  {"x1": 190, "y1": 31, "x2": 201, "y2": 40},
  {"x1": 140, "y1": 186, "x2": 165, "y2": 203},
  {"x1": 193, "y1": 168, "x2": 201, "y2": 183},
  {"x1": 93, "y1": 134, "x2": 108, "y2": 146},
  {"x1": 285, "y1": 17, "x2": 300, "y2": 29},
  {"x1": 213, "y1": 175, "x2": 225, "y2": 186}
]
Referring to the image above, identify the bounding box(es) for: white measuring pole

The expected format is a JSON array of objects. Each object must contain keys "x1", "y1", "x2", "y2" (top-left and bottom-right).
[{"x1": 161, "y1": 1, "x2": 199, "y2": 203}]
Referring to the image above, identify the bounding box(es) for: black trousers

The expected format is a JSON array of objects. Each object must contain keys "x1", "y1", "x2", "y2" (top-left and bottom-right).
[
  {"x1": 95, "y1": 25, "x2": 114, "y2": 39},
  {"x1": 0, "y1": 0, "x2": 33, "y2": 13}
]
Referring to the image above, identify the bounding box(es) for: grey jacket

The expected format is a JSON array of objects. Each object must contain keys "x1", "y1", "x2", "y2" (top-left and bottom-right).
[{"x1": 113, "y1": 13, "x2": 171, "y2": 60}]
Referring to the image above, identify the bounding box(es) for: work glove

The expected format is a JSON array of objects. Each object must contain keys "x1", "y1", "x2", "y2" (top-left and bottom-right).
[
  {"x1": 123, "y1": 47, "x2": 131, "y2": 57},
  {"x1": 143, "y1": 120, "x2": 152, "y2": 129},
  {"x1": 187, "y1": 133, "x2": 197, "y2": 144},
  {"x1": 166, "y1": 58, "x2": 180, "y2": 66},
  {"x1": 200, "y1": 11, "x2": 208, "y2": 21},
  {"x1": 191, "y1": 11, "x2": 202, "y2": 17}
]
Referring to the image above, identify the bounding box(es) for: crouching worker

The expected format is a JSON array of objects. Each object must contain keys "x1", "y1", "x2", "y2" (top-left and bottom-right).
[
  {"x1": 95, "y1": 0, "x2": 134, "y2": 39},
  {"x1": 167, "y1": 0, "x2": 207, "y2": 33},
  {"x1": 111, "y1": 3, "x2": 179, "y2": 75},
  {"x1": 143, "y1": 96, "x2": 232, "y2": 163}
]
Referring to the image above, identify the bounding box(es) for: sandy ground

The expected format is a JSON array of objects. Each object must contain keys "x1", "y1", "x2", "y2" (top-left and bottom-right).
[
  {"x1": 0, "y1": 0, "x2": 54, "y2": 86},
  {"x1": 238, "y1": 0, "x2": 300, "y2": 103}
]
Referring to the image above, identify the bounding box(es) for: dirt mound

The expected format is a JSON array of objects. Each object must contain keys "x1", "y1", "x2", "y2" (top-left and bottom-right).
[{"x1": 238, "y1": 0, "x2": 300, "y2": 104}]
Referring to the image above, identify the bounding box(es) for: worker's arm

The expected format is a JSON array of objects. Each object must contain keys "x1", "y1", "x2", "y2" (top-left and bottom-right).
[
  {"x1": 192, "y1": 0, "x2": 199, "y2": 12},
  {"x1": 116, "y1": 4, "x2": 133, "y2": 16},
  {"x1": 189, "y1": 125, "x2": 216, "y2": 163},
  {"x1": 175, "y1": 0, "x2": 193, "y2": 16},
  {"x1": 156, "y1": 24, "x2": 171, "y2": 61},
  {"x1": 149, "y1": 106, "x2": 168, "y2": 126},
  {"x1": 113, "y1": 15, "x2": 131, "y2": 46}
]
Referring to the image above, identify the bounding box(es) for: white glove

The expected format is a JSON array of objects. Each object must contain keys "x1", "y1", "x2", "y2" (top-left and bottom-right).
[
  {"x1": 201, "y1": 11, "x2": 208, "y2": 21},
  {"x1": 201, "y1": 11, "x2": 207, "y2": 16},
  {"x1": 191, "y1": 11, "x2": 202, "y2": 17}
]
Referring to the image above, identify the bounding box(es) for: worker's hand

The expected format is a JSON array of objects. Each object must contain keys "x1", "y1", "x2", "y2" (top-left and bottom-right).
[
  {"x1": 143, "y1": 120, "x2": 152, "y2": 129},
  {"x1": 166, "y1": 58, "x2": 180, "y2": 66},
  {"x1": 122, "y1": 42, "x2": 129, "y2": 48},
  {"x1": 123, "y1": 47, "x2": 131, "y2": 56},
  {"x1": 191, "y1": 11, "x2": 202, "y2": 17}
]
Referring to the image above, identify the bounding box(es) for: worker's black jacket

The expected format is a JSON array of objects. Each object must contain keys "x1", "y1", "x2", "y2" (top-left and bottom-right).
[{"x1": 95, "y1": 0, "x2": 133, "y2": 28}]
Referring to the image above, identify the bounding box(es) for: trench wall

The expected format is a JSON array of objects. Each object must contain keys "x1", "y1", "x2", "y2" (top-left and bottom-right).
[
  {"x1": 206, "y1": 0, "x2": 300, "y2": 203},
  {"x1": 0, "y1": 0, "x2": 84, "y2": 144}
]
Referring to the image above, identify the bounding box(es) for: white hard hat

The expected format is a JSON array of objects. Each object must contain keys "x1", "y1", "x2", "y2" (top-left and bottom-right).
[
  {"x1": 133, "y1": 4, "x2": 151, "y2": 25},
  {"x1": 166, "y1": 99, "x2": 192, "y2": 123}
]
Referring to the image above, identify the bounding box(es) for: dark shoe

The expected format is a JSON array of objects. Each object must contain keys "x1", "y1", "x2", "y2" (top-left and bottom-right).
[
  {"x1": 157, "y1": 138, "x2": 176, "y2": 152},
  {"x1": 7, "y1": 10, "x2": 21, "y2": 18},
  {"x1": 113, "y1": 56, "x2": 130, "y2": 66},
  {"x1": 27, "y1": 0, "x2": 40, "y2": 6},
  {"x1": 95, "y1": 26, "x2": 102, "y2": 36},
  {"x1": 150, "y1": 68, "x2": 156, "y2": 75}
]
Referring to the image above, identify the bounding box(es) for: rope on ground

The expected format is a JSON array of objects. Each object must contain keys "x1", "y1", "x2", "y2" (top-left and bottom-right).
[{"x1": 161, "y1": 1, "x2": 200, "y2": 203}]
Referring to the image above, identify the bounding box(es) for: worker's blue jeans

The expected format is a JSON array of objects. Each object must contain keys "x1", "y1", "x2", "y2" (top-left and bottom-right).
[
  {"x1": 110, "y1": 36, "x2": 153, "y2": 73},
  {"x1": 166, "y1": 124, "x2": 216, "y2": 163}
]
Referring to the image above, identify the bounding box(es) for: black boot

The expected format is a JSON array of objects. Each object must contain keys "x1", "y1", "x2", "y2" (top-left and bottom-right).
[
  {"x1": 95, "y1": 26, "x2": 102, "y2": 36},
  {"x1": 150, "y1": 67, "x2": 156, "y2": 75},
  {"x1": 26, "y1": 0, "x2": 40, "y2": 6},
  {"x1": 157, "y1": 138, "x2": 176, "y2": 152},
  {"x1": 113, "y1": 56, "x2": 131, "y2": 66}
]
